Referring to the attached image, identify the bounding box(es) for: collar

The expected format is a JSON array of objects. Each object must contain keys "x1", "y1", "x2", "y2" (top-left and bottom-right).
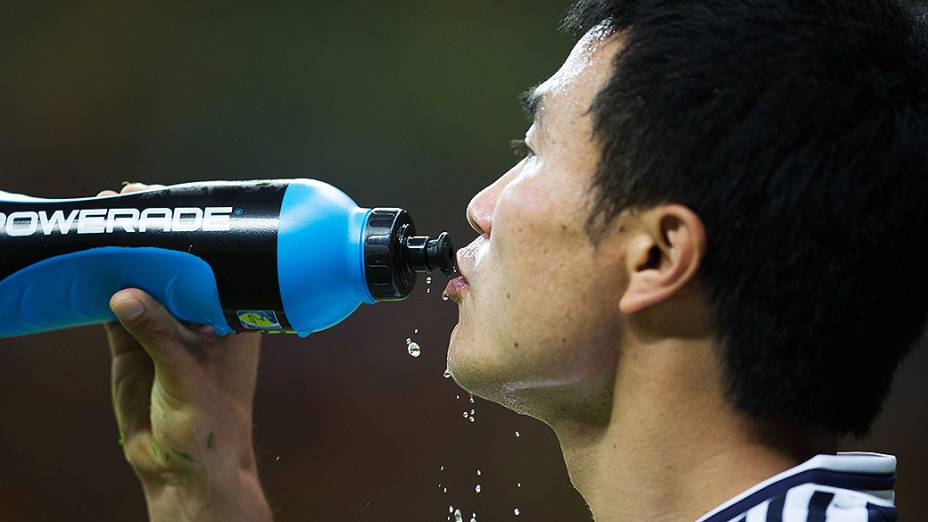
[{"x1": 696, "y1": 452, "x2": 897, "y2": 522}]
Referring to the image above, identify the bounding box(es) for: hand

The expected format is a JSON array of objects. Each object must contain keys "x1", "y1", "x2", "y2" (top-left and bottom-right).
[{"x1": 100, "y1": 183, "x2": 272, "y2": 521}]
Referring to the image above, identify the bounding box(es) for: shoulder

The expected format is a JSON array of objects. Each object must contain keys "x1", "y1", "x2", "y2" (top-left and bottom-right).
[
  {"x1": 698, "y1": 453, "x2": 898, "y2": 522},
  {"x1": 740, "y1": 483, "x2": 898, "y2": 521}
]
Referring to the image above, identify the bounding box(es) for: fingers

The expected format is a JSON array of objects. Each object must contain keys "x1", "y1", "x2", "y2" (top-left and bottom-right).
[
  {"x1": 106, "y1": 327, "x2": 155, "y2": 439},
  {"x1": 103, "y1": 320, "x2": 144, "y2": 358},
  {"x1": 121, "y1": 182, "x2": 165, "y2": 194},
  {"x1": 96, "y1": 182, "x2": 166, "y2": 198},
  {"x1": 109, "y1": 288, "x2": 197, "y2": 370}
]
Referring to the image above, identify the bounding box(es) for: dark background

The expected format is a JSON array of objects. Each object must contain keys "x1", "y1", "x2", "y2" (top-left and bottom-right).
[{"x1": 0, "y1": 2, "x2": 924, "y2": 520}]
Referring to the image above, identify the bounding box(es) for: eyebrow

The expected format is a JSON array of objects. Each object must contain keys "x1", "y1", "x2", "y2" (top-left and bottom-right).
[{"x1": 519, "y1": 87, "x2": 546, "y2": 128}]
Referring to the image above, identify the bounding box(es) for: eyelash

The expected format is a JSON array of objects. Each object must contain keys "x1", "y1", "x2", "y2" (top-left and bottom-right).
[{"x1": 510, "y1": 138, "x2": 536, "y2": 159}]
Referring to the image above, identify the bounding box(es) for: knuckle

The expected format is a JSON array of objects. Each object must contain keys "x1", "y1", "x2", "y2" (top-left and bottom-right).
[
  {"x1": 145, "y1": 322, "x2": 176, "y2": 344},
  {"x1": 134, "y1": 313, "x2": 178, "y2": 343}
]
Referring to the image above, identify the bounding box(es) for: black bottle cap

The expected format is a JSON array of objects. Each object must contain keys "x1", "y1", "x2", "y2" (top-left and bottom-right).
[{"x1": 363, "y1": 209, "x2": 457, "y2": 301}]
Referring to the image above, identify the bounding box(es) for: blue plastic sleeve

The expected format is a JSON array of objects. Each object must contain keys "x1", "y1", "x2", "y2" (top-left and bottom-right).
[{"x1": 0, "y1": 246, "x2": 231, "y2": 338}]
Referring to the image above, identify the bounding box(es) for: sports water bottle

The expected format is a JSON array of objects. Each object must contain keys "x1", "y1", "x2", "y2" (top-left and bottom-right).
[{"x1": 0, "y1": 179, "x2": 456, "y2": 338}]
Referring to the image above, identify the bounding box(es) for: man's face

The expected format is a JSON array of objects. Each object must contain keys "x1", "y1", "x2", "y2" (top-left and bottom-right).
[{"x1": 446, "y1": 29, "x2": 628, "y2": 421}]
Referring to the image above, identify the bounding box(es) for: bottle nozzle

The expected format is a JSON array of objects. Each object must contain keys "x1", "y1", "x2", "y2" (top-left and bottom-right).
[
  {"x1": 403, "y1": 232, "x2": 457, "y2": 276},
  {"x1": 362, "y1": 208, "x2": 457, "y2": 300}
]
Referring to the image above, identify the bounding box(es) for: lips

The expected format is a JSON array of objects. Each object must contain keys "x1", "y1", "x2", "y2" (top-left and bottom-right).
[
  {"x1": 443, "y1": 276, "x2": 469, "y2": 303},
  {"x1": 443, "y1": 247, "x2": 473, "y2": 303}
]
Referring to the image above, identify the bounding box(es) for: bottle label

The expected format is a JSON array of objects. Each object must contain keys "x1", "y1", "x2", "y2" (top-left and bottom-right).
[
  {"x1": 0, "y1": 207, "x2": 233, "y2": 236},
  {"x1": 0, "y1": 180, "x2": 296, "y2": 333}
]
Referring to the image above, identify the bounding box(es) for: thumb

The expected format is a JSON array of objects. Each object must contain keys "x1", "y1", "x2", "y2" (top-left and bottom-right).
[{"x1": 109, "y1": 288, "x2": 194, "y2": 367}]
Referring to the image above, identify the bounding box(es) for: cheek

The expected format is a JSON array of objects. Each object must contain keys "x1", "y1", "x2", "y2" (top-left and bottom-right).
[
  {"x1": 487, "y1": 181, "x2": 603, "y2": 344},
  {"x1": 491, "y1": 164, "x2": 587, "y2": 285}
]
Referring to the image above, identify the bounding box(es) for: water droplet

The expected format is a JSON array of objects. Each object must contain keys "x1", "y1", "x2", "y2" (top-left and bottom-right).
[
  {"x1": 275, "y1": 456, "x2": 280, "y2": 461},
  {"x1": 454, "y1": 508, "x2": 463, "y2": 522},
  {"x1": 449, "y1": 506, "x2": 454, "y2": 513},
  {"x1": 515, "y1": 431, "x2": 520, "y2": 438},
  {"x1": 475, "y1": 484, "x2": 481, "y2": 493},
  {"x1": 470, "y1": 515, "x2": 477, "y2": 522},
  {"x1": 470, "y1": 408, "x2": 475, "y2": 415},
  {"x1": 442, "y1": 295, "x2": 449, "y2": 301},
  {"x1": 414, "y1": 328, "x2": 419, "y2": 334},
  {"x1": 443, "y1": 487, "x2": 448, "y2": 493},
  {"x1": 427, "y1": 288, "x2": 431, "y2": 294},
  {"x1": 514, "y1": 508, "x2": 521, "y2": 516},
  {"x1": 477, "y1": 469, "x2": 481, "y2": 476},
  {"x1": 456, "y1": 394, "x2": 460, "y2": 400},
  {"x1": 440, "y1": 465, "x2": 445, "y2": 471},
  {"x1": 427, "y1": 276, "x2": 433, "y2": 284},
  {"x1": 444, "y1": 368, "x2": 452, "y2": 378},
  {"x1": 405, "y1": 337, "x2": 411, "y2": 345},
  {"x1": 407, "y1": 342, "x2": 421, "y2": 357},
  {"x1": 517, "y1": 482, "x2": 521, "y2": 488},
  {"x1": 469, "y1": 416, "x2": 475, "y2": 422},
  {"x1": 463, "y1": 412, "x2": 469, "y2": 418},
  {"x1": 468, "y1": 395, "x2": 475, "y2": 404}
]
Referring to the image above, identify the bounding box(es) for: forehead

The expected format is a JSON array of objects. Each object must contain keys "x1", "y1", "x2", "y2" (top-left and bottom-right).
[{"x1": 532, "y1": 25, "x2": 624, "y2": 130}]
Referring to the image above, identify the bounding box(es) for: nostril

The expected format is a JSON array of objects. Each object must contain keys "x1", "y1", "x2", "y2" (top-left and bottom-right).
[{"x1": 466, "y1": 211, "x2": 483, "y2": 236}]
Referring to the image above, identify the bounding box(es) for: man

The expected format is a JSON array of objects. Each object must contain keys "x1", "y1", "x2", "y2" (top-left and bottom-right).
[{"x1": 100, "y1": 0, "x2": 928, "y2": 520}]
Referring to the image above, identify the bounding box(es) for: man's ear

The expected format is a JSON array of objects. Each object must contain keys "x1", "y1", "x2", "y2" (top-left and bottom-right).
[{"x1": 619, "y1": 204, "x2": 706, "y2": 314}]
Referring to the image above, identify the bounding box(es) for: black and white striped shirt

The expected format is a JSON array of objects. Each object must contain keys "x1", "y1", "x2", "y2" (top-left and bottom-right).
[{"x1": 697, "y1": 452, "x2": 898, "y2": 521}]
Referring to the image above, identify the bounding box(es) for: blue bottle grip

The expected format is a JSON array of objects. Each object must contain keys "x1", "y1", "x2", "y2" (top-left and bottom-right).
[{"x1": 0, "y1": 247, "x2": 232, "y2": 337}]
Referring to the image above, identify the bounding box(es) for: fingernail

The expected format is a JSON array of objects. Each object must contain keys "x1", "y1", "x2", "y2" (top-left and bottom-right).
[{"x1": 111, "y1": 296, "x2": 145, "y2": 321}]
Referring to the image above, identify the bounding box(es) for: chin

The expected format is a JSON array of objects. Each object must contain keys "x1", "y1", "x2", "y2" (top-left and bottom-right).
[
  {"x1": 447, "y1": 331, "x2": 505, "y2": 399},
  {"x1": 448, "y1": 335, "x2": 614, "y2": 428},
  {"x1": 447, "y1": 337, "x2": 539, "y2": 420}
]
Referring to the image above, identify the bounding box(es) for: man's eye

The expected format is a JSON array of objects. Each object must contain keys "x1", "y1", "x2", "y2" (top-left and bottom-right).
[{"x1": 510, "y1": 138, "x2": 536, "y2": 159}]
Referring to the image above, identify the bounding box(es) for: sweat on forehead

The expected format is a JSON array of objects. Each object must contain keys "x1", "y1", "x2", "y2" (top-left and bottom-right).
[{"x1": 521, "y1": 26, "x2": 624, "y2": 129}]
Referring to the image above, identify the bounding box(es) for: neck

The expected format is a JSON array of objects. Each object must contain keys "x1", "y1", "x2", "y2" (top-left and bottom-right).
[{"x1": 549, "y1": 336, "x2": 838, "y2": 522}]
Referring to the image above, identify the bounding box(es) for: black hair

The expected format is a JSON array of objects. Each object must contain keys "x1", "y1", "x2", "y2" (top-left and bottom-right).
[{"x1": 564, "y1": 0, "x2": 928, "y2": 436}]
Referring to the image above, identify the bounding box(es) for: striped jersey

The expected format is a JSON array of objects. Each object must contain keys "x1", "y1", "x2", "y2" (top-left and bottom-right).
[{"x1": 696, "y1": 452, "x2": 898, "y2": 522}]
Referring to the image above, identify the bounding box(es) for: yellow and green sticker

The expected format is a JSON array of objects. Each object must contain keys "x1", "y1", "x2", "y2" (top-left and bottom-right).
[{"x1": 237, "y1": 310, "x2": 281, "y2": 330}]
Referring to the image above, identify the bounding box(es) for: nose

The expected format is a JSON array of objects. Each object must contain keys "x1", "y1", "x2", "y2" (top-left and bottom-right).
[{"x1": 465, "y1": 165, "x2": 519, "y2": 237}]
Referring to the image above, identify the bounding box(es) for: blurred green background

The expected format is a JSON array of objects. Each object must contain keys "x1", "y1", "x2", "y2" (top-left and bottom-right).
[{"x1": 0, "y1": 1, "x2": 925, "y2": 520}]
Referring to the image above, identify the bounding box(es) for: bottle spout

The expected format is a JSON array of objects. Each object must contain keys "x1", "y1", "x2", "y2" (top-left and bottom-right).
[
  {"x1": 403, "y1": 232, "x2": 457, "y2": 276},
  {"x1": 362, "y1": 208, "x2": 457, "y2": 300}
]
